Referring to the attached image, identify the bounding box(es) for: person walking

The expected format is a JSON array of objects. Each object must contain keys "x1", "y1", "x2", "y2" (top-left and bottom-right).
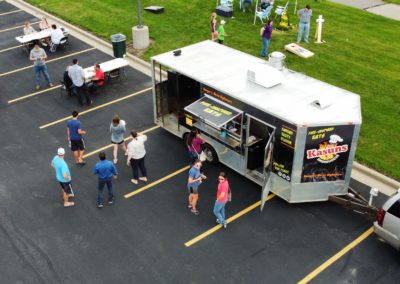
[
  {"x1": 213, "y1": 172, "x2": 230, "y2": 229},
  {"x1": 68, "y1": 58, "x2": 92, "y2": 105},
  {"x1": 67, "y1": 110, "x2": 86, "y2": 165},
  {"x1": 260, "y1": 20, "x2": 273, "y2": 57},
  {"x1": 51, "y1": 148, "x2": 74, "y2": 207},
  {"x1": 218, "y1": 20, "x2": 228, "y2": 44},
  {"x1": 29, "y1": 41, "x2": 53, "y2": 90},
  {"x1": 110, "y1": 115, "x2": 127, "y2": 164},
  {"x1": 297, "y1": 4, "x2": 312, "y2": 44},
  {"x1": 186, "y1": 128, "x2": 205, "y2": 166},
  {"x1": 126, "y1": 130, "x2": 148, "y2": 185},
  {"x1": 210, "y1": 12, "x2": 218, "y2": 41},
  {"x1": 187, "y1": 159, "x2": 206, "y2": 215},
  {"x1": 93, "y1": 152, "x2": 118, "y2": 208}
]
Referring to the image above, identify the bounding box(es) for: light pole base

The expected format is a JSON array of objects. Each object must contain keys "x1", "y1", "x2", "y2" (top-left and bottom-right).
[{"x1": 132, "y1": 25, "x2": 149, "y2": 50}]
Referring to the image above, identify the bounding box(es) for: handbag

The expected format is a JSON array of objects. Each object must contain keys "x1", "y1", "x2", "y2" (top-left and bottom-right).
[{"x1": 192, "y1": 145, "x2": 206, "y2": 162}]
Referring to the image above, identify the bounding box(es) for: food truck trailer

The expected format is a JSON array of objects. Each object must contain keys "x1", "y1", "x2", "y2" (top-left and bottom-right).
[{"x1": 150, "y1": 40, "x2": 362, "y2": 210}]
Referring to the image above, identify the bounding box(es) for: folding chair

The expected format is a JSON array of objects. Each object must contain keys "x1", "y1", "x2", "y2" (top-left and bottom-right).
[
  {"x1": 275, "y1": 1, "x2": 289, "y2": 19},
  {"x1": 255, "y1": 4, "x2": 273, "y2": 24},
  {"x1": 220, "y1": 0, "x2": 233, "y2": 8},
  {"x1": 50, "y1": 36, "x2": 69, "y2": 52}
]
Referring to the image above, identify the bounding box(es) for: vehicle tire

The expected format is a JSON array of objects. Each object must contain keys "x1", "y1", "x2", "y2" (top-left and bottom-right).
[{"x1": 202, "y1": 144, "x2": 219, "y2": 164}]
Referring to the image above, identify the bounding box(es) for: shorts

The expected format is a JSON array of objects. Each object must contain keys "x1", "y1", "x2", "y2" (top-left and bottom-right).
[
  {"x1": 59, "y1": 182, "x2": 73, "y2": 194},
  {"x1": 70, "y1": 139, "x2": 85, "y2": 151},
  {"x1": 188, "y1": 186, "x2": 199, "y2": 194},
  {"x1": 111, "y1": 140, "x2": 124, "y2": 145}
]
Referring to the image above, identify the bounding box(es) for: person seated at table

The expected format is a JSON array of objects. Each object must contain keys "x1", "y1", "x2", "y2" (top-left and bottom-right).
[
  {"x1": 88, "y1": 63, "x2": 104, "y2": 93},
  {"x1": 39, "y1": 17, "x2": 51, "y2": 30},
  {"x1": 23, "y1": 22, "x2": 36, "y2": 35},
  {"x1": 50, "y1": 24, "x2": 64, "y2": 52},
  {"x1": 63, "y1": 65, "x2": 73, "y2": 96}
]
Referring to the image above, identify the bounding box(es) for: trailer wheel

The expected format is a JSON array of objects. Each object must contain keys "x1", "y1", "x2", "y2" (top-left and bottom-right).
[{"x1": 202, "y1": 144, "x2": 219, "y2": 164}]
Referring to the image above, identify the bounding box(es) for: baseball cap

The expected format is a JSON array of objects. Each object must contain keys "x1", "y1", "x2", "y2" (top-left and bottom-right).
[{"x1": 57, "y1": 148, "x2": 65, "y2": 155}]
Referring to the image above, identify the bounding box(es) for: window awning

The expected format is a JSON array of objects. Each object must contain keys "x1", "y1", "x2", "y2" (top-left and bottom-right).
[{"x1": 184, "y1": 95, "x2": 241, "y2": 128}]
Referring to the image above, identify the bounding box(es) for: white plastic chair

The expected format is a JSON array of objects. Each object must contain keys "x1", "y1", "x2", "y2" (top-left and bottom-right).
[
  {"x1": 219, "y1": 0, "x2": 234, "y2": 9},
  {"x1": 255, "y1": 4, "x2": 273, "y2": 24},
  {"x1": 274, "y1": 1, "x2": 289, "y2": 19}
]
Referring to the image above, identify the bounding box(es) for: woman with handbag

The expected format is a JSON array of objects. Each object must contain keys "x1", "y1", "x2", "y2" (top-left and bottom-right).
[
  {"x1": 186, "y1": 128, "x2": 205, "y2": 166},
  {"x1": 213, "y1": 172, "x2": 230, "y2": 229}
]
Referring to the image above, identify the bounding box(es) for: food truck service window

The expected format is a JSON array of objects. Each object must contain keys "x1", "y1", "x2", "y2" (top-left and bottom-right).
[{"x1": 184, "y1": 95, "x2": 242, "y2": 129}]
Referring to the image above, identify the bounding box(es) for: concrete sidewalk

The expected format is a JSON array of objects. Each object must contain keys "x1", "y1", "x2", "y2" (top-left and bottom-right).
[{"x1": 329, "y1": 0, "x2": 400, "y2": 21}]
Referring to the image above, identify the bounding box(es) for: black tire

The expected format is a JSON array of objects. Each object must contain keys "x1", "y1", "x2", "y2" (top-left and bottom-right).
[{"x1": 202, "y1": 144, "x2": 219, "y2": 164}]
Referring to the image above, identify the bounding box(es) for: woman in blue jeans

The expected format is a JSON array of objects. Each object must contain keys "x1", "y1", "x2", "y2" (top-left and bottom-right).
[
  {"x1": 213, "y1": 172, "x2": 230, "y2": 229},
  {"x1": 260, "y1": 20, "x2": 273, "y2": 57},
  {"x1": 29, "y1": 42, "x2": 53, "y2": 90}
]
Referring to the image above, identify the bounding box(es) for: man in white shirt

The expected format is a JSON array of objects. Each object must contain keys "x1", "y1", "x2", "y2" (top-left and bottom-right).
[
  {"x1": 126, "y1": 131, "x2": 148, "y2": 184},
  {"x1": 50, "y1": 24, "x2": 65, "y2": 52},
  {"x1": 68, "y1": 58, "x2": 92, "y2": 105}
]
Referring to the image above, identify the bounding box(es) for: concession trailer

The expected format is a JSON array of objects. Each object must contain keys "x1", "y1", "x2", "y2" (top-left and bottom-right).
[{"x1": 150, "y1": 40, "x2": 362, "y2": 210}]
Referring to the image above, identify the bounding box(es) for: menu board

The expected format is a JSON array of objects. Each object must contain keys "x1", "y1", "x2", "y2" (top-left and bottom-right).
[
  {"x1": 272, "y1": 122, "x2": 297, "y2": 182},
  {"x1": 301, "y1": 125, "x2": 354, "y2": 183}
]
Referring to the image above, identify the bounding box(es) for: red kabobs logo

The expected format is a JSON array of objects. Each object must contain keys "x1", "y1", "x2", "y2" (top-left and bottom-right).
[{"x1": 306, "y1": 135, "x2": 348, "y2": 163}]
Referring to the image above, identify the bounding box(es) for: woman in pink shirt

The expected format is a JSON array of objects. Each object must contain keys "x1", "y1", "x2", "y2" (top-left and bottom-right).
[
  {"x1": 213, "y1": 172, "x2": 229, "y2": 229},
  {"x1": 186, "y1": 128, "x2": 205, "y2": 166}
]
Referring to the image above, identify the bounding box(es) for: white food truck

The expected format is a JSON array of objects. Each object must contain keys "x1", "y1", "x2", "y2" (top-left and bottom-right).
[{"x1": 150, "y1": 40, "x2": 362, "y2": 209}]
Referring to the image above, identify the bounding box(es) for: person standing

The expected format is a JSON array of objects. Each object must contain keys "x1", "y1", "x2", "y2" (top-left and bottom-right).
[
  {"x1": 51, "y1": 148, "x2": 74, "y2": 207},
  {"x1": 260, "y1": 20, "x2": 273, "y2": 57},
  {"x1": 29, "y1": 41, "x2": 53, "y2": 90},
  {"x1": 93, "y1": 152, "x2": 118, "y2": 208},
  {"x1": 126, "y1": 130, "x2": 148, "y2": 184},
  {"x1": 68, "y1": 58, "x2": 92, "y2": 106},
  {"x1": 110, "y1": 115, "x2": 127, "y2": 164},
  {"x1": 213, "y1": 172, "x2": 229, "y2": 229},
  {"x1": 67, "y1": 110, "x2": 86, "y2": 165},
  {"x1": 210, "y1": 13, "x2": 218, "y2": 41},
  {"x1": 218, "y1": 20, "x2": 228, "y2": 44},
  {"x1": 187, "y1": 159, "x2": 206, "y2": 215},
  {"x1": 186, "y1": 128, "x2": 205, "y2": 166},
  {"x1": 297, "y1": 4, "x2": 312, "y2": 44}
]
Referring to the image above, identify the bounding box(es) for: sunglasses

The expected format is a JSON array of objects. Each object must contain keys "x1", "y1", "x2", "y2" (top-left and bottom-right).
[{"x1": 218, "y1": 178, "x2": 224, "y2": 181}]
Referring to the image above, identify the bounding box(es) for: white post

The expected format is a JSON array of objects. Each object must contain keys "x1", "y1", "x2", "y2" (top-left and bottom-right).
[
  {"x1": 315, "y1": 15, "x2": 325, "y2": 44},
  {"x1": 253, "y1": 0, "x2": 259, "y2": 25}
]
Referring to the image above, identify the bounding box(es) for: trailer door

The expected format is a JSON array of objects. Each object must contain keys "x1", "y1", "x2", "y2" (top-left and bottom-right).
[{"x1": 261, "y1": 130, "x2": 275, "y2": 211}]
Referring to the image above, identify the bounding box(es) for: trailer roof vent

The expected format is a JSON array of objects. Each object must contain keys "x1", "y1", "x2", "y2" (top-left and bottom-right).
[
  {"x1": 247, "y1": 63, "x2": 283, "y2": 88},
  {"x1": 311, "y1": 96, "x2": 332, "y2": 109}
]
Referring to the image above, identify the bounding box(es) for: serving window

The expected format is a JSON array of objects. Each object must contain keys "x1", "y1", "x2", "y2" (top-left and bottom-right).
[{"x1": 184, "y1": 95, "x2": 243, "y2": 150}]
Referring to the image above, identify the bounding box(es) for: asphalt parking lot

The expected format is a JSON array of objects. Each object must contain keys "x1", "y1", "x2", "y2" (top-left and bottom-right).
[{"x1": 0, "y1": 2, "x2": 399, "y2": 283}]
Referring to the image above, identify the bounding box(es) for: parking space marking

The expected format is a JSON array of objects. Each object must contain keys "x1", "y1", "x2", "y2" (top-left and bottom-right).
[
  {"x1": 0, "y1": 21, "x2": 40, "y2": 33},
  {"x1": 124, "y1": 166, "x2": 190, "y2": 199},
  {"x1": 184, "y1": 194, "x2": 276, "y2": 247},
  {"x1": 0, "y1": 47, "x2": 96, "y2": 77},
  {"x1": 297, "y1": 226, "x2": 374, "y2": 284},
  {"x1": 8, "y1": 84, "x2": 61, "y2": 103},
  {"x1": 83, "y1": 125, "x2": 160, "y2": 159},
  {"x1": 39, "y1": 87, "x2": 152, "y2": 129},
  {"x1": 0, "y1": 44, "x2": 21, "y2": 53},
  {"x1": 0, "y1": 9, "x2": 21, "y2": 16}
]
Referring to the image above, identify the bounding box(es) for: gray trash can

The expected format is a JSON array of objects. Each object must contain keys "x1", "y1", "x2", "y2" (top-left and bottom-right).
[{"x1": 111, "y1": 34, "x2": 126, "y2": 58}]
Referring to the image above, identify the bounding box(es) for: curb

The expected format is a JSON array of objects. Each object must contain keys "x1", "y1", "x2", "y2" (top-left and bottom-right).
[{"x1": 7, "y1": 0, "x2": 400, "y2": 196}]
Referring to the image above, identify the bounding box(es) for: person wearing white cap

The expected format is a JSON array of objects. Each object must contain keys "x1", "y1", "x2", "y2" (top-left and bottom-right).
[
  {"x1": 51, "y1": 147, "x2": 74, "y2": 207},
  {"x1": 217, "y1": 20, "x2": 228, "y2": 44}
]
